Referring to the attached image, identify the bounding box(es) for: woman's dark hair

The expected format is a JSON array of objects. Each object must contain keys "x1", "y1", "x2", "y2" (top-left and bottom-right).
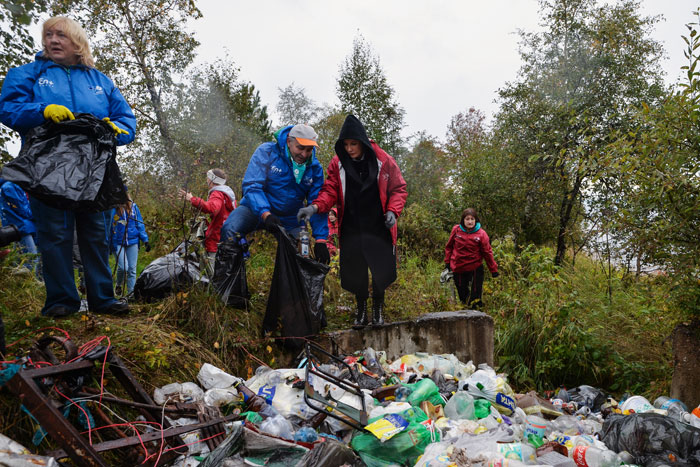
[{"x1": 460, "y1": 208, "x2": 480, "y2": 226}]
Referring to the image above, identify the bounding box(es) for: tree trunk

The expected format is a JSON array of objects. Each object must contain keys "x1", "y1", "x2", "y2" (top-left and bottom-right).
[
  {"x1": 671, "y1": 321, "x2": 700, "y2": 409},
  {"x1": 555, "y1": 174, "x2": 583, "y2": 266}
]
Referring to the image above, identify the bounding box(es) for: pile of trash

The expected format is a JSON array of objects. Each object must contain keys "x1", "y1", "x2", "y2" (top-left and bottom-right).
[{"x1": 147, "y1": 347, "x2": 700, "y2": 467}]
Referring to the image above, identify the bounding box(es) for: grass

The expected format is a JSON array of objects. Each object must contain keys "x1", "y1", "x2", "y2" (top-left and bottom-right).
[{"x1": 0, "y1": 229, "x2": 685, "y2": 450}]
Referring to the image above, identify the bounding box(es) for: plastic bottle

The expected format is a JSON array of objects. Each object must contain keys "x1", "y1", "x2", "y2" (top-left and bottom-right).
[
  {"x1": 232, "y1": 380, "x2": 278, "y2": 419},
  {"x1": 556, "y1": 386, "x2": 571, "y2": 402},
  {"x1": 571, "y1": 446, "x2": 620, "y2": 467},
  {"x1": 299, "y1": 225, "x2": 310, "y2": 258},
  {"x1": 394, "y1": 386, "x2": 412, "y2": 402},
  {"x1": 667, "y1": 404, "x2": 700, "y2": 428},
  {"x1": 363, "y1": 347, "x2": 385, "y2": 376},
  {"x1": 653, "y1": 396, "x2": 688, "y2": 412}
]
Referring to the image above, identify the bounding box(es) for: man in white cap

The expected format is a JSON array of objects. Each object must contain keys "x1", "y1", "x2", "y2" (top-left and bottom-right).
[
  {"x1": 179, "y1": 168, "x2": 237, "y2": 273},
  {"x1": 219, "y1": 124, "x2": 330, "y2": 264}
]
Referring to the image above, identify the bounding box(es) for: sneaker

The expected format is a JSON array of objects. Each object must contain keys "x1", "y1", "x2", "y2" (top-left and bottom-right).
[
  {"x1": 44, "y1": 306, "x2": 77, "y2": 318},
  {"x1": 93, "y1": 299, "x2": 129, "y2": 316}
]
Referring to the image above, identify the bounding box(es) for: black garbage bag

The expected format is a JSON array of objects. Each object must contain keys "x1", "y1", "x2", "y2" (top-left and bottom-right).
[
  {"x1": 599, "y1": 413, "x2": 700, "y2": 466},
  {"x1": 212, "y1": 237, "x2": 250, "y2": 308},
  {"x1": 568, "y1": 385, "x2": 607, "y2": 411},
  {"x1": 133, "y1": 245, "x2": 208, "y2": 301},
  {"x1": 297, "y1": 438, "x2": 366, "y2": 466},
  {"x1": 263, "y1": 225, "x2": 330, "y2": 349},
  {"x1": 0, "y1": 114, "x2": 127, "y2": 212}
]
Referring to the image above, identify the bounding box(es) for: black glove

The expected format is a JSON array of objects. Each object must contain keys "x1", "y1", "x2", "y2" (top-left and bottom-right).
[
  {"x1": 314, "y1": 242, "x2": 330, "y2": 264},
  {"x1": 384, "y1": 211, "x2": 396, "y2": 229},
  {"x1": 144, "y1": 242, "x2": 151, "y2": 252},
  {"x1": 264, "y1": 214, "x2": 282, "y2": 232},
  {"x1": 491, "y1": 271, "x2": 499, "y2": 278},
  {"x1": 445, "y1": 263, "x2": 451, "y2": 272}
]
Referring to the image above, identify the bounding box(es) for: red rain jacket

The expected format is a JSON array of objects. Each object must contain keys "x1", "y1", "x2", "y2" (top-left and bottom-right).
[
  {"x1": 444, "y1": 225, "x2": 498, "y2": 274},
  {"x1": 190, "y1": 189, "x2": 236, "y2": 252}
]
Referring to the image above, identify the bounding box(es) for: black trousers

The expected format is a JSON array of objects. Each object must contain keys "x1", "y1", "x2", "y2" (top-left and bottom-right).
[{"x1": 454, "y1": 265, "x2": 484, "y2": 308}]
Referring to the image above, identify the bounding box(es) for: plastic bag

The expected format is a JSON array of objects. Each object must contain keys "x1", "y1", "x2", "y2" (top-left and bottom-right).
[
  {"x1": 351, "y1": 406, "x2": 438, "y2": 467},
  {"x1": 1, "y1": 114, "x2": 127, "y2": 212},
  {"x1": 444, "y1": 391, "x2": 476, "y2": 420},
  {"x1": 263, "y1": 225, "x2": 329, "y2": 349},
  {"x1": 404, "y1": 378, "x2": 444, "y2": 407},
  {"x1": 197, "y1": 363, "x2": 240, "y2": 389},
  {"x1": 598, "y1": 413, "x2": 700, "y2": 466},
  {"x1": 259, "y1": 414, "x2": 295, "y2": 440},
  {"x1": 133, "y1": 249, "x2": 208, "y2": 301},
  {"x1": 296, "y1": 438, "x2": 365, "y2": 466},
  {"x1": 212, "y1": 238, "x2": 249, "y2": 308},
  {"x1": 153, "y1": 382, "x2": 204, "y2": 405},
  {"x1": 568, "y1": 385, "x2": 607, "y2": 411}
]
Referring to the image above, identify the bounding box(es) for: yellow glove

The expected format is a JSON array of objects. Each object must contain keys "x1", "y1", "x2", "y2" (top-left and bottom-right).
[
  {"x1": 43, "y1": 104, "x2": 75, "y2": 123},
  {"x1": 102, "y1": 117, "x2": 129, "y2": 136}
]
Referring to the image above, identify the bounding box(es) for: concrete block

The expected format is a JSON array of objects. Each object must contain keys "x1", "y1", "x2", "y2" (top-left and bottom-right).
[{"x1": 323, "y1": 310, "x2": 494, "y2": 366}]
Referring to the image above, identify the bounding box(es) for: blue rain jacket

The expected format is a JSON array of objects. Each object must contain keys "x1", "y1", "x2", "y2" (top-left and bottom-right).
[
  {"x1": 0, "y1": 179, "x2": 36, "y2": 235},
  {"x1": 0, "y1": 52, "x2": 135, "y2": 145},
  {"x1": 240, "y1": 126, "x2": 328, "y2": 239},
  {"x1": 110, "y1": 203, "x2": 149, "y2": 252}
]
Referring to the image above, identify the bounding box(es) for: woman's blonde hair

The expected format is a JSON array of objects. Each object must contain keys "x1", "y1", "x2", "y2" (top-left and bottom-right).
[{"x1": 42, "y1": 16, "x2": 95, "y2": 68}]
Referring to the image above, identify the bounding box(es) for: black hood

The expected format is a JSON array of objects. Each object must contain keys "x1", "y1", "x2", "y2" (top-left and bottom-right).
[{"x1": 334, "y1": 115, "x2": 375, "y2": 162}]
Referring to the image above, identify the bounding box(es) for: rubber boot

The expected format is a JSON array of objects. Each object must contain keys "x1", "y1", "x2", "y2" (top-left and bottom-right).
[
  {"x1": 353, "y1": 297, "x2": 368, "y2": 329},
  {"x1": 372, "y1": 296, "x2": 385, "y2": 326}
]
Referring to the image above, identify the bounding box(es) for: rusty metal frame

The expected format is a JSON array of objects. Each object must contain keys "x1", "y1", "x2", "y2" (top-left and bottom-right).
[{"x1": 6, "y1": 349, "x2": 200, "y2": 466}]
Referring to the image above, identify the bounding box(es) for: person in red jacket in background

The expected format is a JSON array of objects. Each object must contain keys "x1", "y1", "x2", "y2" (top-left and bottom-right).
[
  {"x1": 444, "y1": 208, "x2": 499, "y2": 309},
  {"x1": 179, "y1": 169, "x2": 236, "y2": 274},
  {"x1": 327, "y1": 207, "x2": 339, "y2": 256}
]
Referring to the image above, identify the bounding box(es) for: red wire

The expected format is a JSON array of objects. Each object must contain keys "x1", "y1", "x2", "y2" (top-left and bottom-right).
[
  {"x1": 82, "y1": 420, "x2": 163, "y2": 458},
  {"x1": 142, "y1": 431, "x2": 226, "y2": 464},
  {"x1": 54, "y1": 385, "x2": 93, "y2": 445},
  {"x1": 6, "y1": 326, "x2": 71, "y2": 348}
]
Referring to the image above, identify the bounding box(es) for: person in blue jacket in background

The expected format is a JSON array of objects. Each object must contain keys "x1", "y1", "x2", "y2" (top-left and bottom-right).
[
  {"x1": 111, "y1": 189, "x2": 149, "y2": 296},
  {"x1": 219, "y1": 123, "x2": 330, "y2": 264},
  {"x1": 0, "y1": 16, "x2": 136, "y2": 318},
  {"x1": 0, "y1": 178, "x2": 40, "y2": 276}
]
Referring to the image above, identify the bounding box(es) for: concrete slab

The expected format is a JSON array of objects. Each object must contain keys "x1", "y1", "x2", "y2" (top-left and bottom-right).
[{"x1": 322, "y1": 310, "x2": 494, "y2": 366}]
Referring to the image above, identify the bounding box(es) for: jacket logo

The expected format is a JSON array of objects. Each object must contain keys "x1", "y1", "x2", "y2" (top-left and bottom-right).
[
  {"x1": 382, "y1": 173, "x2": 390, "y2": 181},
  {"x1": 270, "y1": 165, "x2": 283, "y2": 175},
  {"x1": 94, "y1": 85, "x2": 104, "y2": 95},
  {"x1": 38, "y1": 78, "x2": 54, "y2": 87}
]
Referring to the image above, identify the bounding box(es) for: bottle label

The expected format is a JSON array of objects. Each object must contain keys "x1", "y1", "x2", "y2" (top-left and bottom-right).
[
  {"x1": 257, "y1": 384, "x2": 276, "y2": 404},
  {"x1": 498, "y1": 444, "x2": 523, "y2": 461},
  {"x1": 495, "y1": 393, "x2": 516, "y2": 415},
  {"x1": 572, "y1": 446, "x2": 589, "y2": 467}
]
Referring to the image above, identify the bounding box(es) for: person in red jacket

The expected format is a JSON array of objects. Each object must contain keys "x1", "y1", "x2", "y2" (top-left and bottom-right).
[
  {"x1": 297, "y1": 115, "x2": 407, "y2": 327},
  {"x1": 444, "y1": 208, "x2": 499, "y2": 309},
  {"x1": 327, "y1": 207, "x2": 339, "y2": 256},
  {"x1": 179, "y1": 169, "x2": 236, "y2": 274}
]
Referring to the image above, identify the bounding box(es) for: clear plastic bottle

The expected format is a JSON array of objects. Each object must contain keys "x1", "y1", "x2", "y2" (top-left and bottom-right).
[
  {"x1": 653, "y1": 396, "x2": 688, "y2": 412},
  {"x1": 299, "y1": 225, "x2": 310, "y2": 258},
  {"x1": 571, "y1": 446, "x2": 620, "y2": 467}
]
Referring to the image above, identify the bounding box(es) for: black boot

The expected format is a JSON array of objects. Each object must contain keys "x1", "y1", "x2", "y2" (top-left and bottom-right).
[
  {"x1": 353, "y1": 297, "x2": 368, "y2": 328},
  {"x1": 372, "y1": 297, "x2": 385, "y2": 326}
]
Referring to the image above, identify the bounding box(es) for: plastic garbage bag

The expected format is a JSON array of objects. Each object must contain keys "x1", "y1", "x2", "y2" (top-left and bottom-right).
[
  {"x1": 198, "y1": 363, "x2": 241, "y2": 389},
  {"x1": 199, "y1": 423, "x2": 244, "y2": 467},
  {"x1": 153, "y1": 382, "x2": 204, "y2": 405},
  {"x1": 203, "y1": 387, "x2": 238, "y2": 408},
  {"x1": 404, "y1": 378, "x2": 444, "y2": 407},
  {"x1": 444, "y1": 391, "x2": 476, "y2": 420},
  {"x1": 296, "y1": 438, "x2": 364, "y2": 466},
  {"x1": 212, "y1": 238, "x2": 250, "y2": 308},
  {"x1": 259, "y1": 414, "x2": 295, "y2": 440},
  {"x1": 414, "y1": 440, "x2": 454, "y2": 467},
  {"x1": 461, "y1": 366, "x2": 516, "y2": 415},
  {"x1": 351, "y1": 406, "x2": 438, "y2": 467},
  {"x1": 263, "y1": 225, "x2": 329, "y2": 349},
  {"x1": 598, "y1": 413, "x2": 700, "y2": 466},
  {"x1": 241, "y1": 425, "x2": 309, "y2": 466},
  {"x1": 568, "y1": 385, "x2": 607, "y2": 411},
  {"x1": 1, "y1": 114, "x2": 127, "y2": 212},
  {"x1": 133, "y1": 250, "x2": 208, "y2": 301}
]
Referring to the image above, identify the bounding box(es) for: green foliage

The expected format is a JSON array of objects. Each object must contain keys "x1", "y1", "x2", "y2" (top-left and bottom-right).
[
  {"x1": 162, "y1": 56, "x2": 271, "y2": 187},
  {"x1": 496, "y1": 0, "x2": 665, "y2": 264},
  {"x1": 603, "y1": 8, "x2": 700, "y2": 319},
  {"x1": 276, "y1": 83, "x2": 319, "y2": 128},
  {"x1": 397, "y1": 132, "x2": 448, "y2": 207},
  {"x1": 490, "y1": 239, "x2": 674, "y2": 395},
  {"x1": 336, "y1": 34, "x2": 405, "y2": 154}
]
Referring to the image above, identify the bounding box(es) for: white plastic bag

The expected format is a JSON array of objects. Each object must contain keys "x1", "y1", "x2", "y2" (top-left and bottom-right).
[{"x1": 198, "y1": 363, "x2": 240, "y2": 389}]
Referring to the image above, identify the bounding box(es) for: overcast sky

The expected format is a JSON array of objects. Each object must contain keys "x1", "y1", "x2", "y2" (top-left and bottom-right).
[{"x1": 191, "y1": 0, "x2": 697, "y2": 141}]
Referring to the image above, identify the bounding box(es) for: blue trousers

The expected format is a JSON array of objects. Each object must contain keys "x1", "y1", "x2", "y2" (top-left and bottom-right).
[
  {"x1": 29, "y1": 197, "x2": 118, "y2": 314},
  {"x1": 18, "y1": 233, "x2": 40, "y2": 276},
  {"x1": 115, "y1": 243, "x2": 139, "y2": 293},
  {"x1": 220, "y1": 205, "x2": 301, "y2": 242}
]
